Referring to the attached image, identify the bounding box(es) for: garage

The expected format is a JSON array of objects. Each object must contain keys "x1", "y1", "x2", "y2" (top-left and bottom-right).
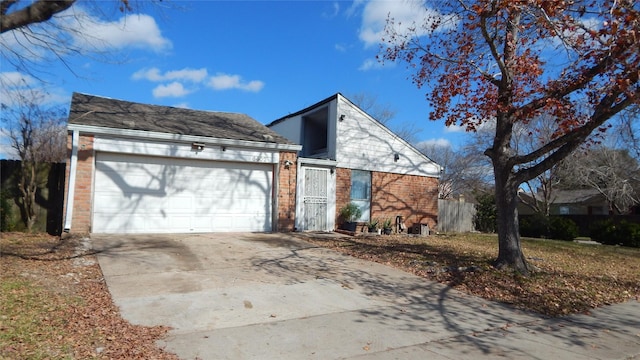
[
  {"x1": 63, "y1": 93, "x2": 300, "y2": 234},
  {"x1": 92, "y1": 153, "x2": 273, "y2": 233}
]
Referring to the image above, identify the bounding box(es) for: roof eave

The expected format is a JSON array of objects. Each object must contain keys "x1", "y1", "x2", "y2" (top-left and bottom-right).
[{"x1": 67, "y1": 124, "x2": 302, "y2": 152}]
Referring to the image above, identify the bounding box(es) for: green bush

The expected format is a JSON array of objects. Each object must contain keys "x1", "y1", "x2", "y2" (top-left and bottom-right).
[
  {"x1": 590, "y1": 219, "x2": 640, "y2": 248},
  {"x1": 520, "y1": 213, "x2": 550, "y2": 238},
  {"x1": 474, "y1": 193, "x2": 496, "y2": 233},
  {"x1": 549, "y1": 217, "x2": 579, "y2": 241},
  {"x1": 339, "y1": 202, "x2": 362, "y2": 223},
  {"x1": 0, "y1": 190, "x2": 15, "y2": 232}
]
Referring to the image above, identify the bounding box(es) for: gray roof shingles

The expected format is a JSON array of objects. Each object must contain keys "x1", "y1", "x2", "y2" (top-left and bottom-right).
[{"x1": 68, "y1": 92, "x2": 295, "y2": 145}]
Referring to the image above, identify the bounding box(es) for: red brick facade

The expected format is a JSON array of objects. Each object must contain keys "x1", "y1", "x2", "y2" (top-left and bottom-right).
[
  {"x1": 371, "y1": 171, "x2": 438, "y2": 231},
  {"x1": 335, "y1": 168, "x2": 439, "y2": 232},
  {"x1": 63, "y1": 134, "x2": 94, "y2": 234},
  {"x1": 276, "y1": 151, "x2": 297, "y2": 232}
]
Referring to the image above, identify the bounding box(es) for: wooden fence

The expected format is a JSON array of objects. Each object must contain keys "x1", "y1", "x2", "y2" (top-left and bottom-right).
[{"x1": 438, "y1": 199, "x2": 476, "y2": 233}]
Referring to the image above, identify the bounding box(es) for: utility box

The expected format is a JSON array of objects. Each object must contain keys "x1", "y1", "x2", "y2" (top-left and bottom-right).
[{"x1": 412, "y1": 223, "x2": 430, "y2": 236}]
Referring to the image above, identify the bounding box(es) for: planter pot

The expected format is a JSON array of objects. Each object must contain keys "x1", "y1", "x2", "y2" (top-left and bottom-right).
[
  {"x1": 383, "y1": 228, "x2": 392, "y2": 235},
  {"x1": 341, "y1": 222, "x2": 358, "y2": 232},
  {"x1": 368, "y1": 227, "x2": 377, "y2": 233}
]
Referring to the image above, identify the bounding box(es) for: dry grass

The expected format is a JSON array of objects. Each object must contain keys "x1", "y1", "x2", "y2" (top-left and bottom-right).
[
  {"x1": 0, "y1": 232, "x2": 178, "y2": 360},
  {"x1": 300, "y1": 232, "x2": 640, "y2": 316}
]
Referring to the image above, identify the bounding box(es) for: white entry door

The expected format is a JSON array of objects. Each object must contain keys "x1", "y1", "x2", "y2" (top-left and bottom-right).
[
  {"x1": 302, "y1": 167, "x2": 329, "y2": 231},
  {"x1": 92, "y1": 152, "x2": 273, "y2": 233}
]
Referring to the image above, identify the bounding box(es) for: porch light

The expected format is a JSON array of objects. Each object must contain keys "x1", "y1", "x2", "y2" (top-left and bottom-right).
[
  {"x1": 394, "y1": 153, "x2": 400, "y2": 162},
  {"x1": 192, "y1": 142, "x2": 205, "y2": 151}
]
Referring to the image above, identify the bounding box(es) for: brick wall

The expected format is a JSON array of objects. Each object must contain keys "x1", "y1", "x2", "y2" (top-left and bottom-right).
[
  {"x1": 63, "y1": 134, "x2": 94, "y2": 234},
  {"x1": 276, "y1": 151, "x2": 297, "y2": 232},
  {"x1": 335, "y1": 167, "x2": 352, "y2": 225},
  {"x1": 371, "y1": 172, "x2": 439, "y2": 232}
]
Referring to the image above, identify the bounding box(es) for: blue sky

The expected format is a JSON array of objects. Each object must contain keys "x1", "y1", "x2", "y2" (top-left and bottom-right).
[{"x1": 0, "y1": 0, "x2": 470, "y2": 159}]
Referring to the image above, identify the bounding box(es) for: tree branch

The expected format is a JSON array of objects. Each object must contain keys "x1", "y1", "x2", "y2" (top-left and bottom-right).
[{"x1": 0, "y1": 0, "x2": 76, "y2": 34}]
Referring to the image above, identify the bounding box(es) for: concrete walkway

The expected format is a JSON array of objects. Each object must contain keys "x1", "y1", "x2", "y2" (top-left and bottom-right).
[{"x1": 92, "y1": 233, "x2": 640, "y2": 360}]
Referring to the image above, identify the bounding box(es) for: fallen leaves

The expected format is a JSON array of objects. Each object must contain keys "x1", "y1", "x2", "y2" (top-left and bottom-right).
[
  {"x1": 301, "y1": 233, "x2": 640, "y2": 317},
  {"x1": 0, "y1": 232, "x2": 178, "y2": 359}
]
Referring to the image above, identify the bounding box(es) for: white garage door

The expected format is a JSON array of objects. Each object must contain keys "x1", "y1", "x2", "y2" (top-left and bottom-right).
[{"x1": 93, "y1": 152, "x2": 273, "y2": 233}]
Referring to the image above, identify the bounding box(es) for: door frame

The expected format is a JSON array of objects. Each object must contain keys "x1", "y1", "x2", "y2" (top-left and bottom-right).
[{"x1": 295, "y1": 158, "x2": 337, "y2": 232}]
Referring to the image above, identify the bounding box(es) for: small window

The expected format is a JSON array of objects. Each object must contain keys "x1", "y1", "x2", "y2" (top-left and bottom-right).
[
  {"x1": 559, "y1": 206, "x2": 570, "y2": 215},
  {"x1": 302, "y1": 107, "x2": 328, "y2": 157},
  {"x1": 350, "y1": 170, "x2": 371, "y2": 222}
]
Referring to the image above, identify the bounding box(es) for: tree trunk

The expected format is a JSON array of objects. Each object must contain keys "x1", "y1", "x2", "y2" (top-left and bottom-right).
[
  {"x1": 18, "y1": 161, "x2": 38, "y2": 232},
  {"x1": 492, "y1": 160, "x2": 531, "y2": 274}
]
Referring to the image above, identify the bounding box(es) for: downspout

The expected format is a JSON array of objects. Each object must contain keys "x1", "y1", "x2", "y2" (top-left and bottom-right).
[
  {"x1": 272, "y1": 154, "x2": 280, "y2": 232},
  {"x1": 63, "y1": 130, "x2": 79, "y2": 232}
]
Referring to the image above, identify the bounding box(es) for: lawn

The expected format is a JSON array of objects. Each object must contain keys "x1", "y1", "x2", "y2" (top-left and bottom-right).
[
  {"x1": 0, "y1": 232, "x2": 178, "y2": 360},
  {"x1": 301, "y1": 232, "x2": 640, "y2": 316},
  {"x1": 1, "y1": 232, "x2": 638, "y2": 358}
]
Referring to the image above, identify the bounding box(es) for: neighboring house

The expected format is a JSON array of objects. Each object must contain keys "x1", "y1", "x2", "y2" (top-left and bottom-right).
[
  {"x1": 267, "y1": 93, "x2": 442, "y2": 233},
  {"x1": 518, "y1": 189, "x2": 611, "y2": 216},
  {"x1": 63, "y1": 93, "x2": 301, "y2": 234}
]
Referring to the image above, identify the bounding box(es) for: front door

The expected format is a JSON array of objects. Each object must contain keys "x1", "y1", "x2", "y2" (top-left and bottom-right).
[{"x1": 302, "y1": 167, "x2": 329, "y2": 231}]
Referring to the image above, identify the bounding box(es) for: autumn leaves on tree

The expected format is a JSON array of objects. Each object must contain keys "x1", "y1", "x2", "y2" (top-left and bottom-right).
[{"x1": 381, "y1": 0, "x2": 640, "y2": 273}]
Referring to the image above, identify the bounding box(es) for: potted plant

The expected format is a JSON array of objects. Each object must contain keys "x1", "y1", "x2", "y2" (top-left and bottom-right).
[
  {"x1": 382, "y1": 218, "x2": 393, "y2": 235},
  {"x1": 339, "y1": 203, "x2": 362, "y2": 232},
  {"x1": 366, "y1": 219, "x2": 379, "y2": 233}
]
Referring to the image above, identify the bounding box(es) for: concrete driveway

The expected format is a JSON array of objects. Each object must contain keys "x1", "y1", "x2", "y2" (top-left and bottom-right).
[{"x1": 92, "y1": 233, "x2": 640, "y2": 359}]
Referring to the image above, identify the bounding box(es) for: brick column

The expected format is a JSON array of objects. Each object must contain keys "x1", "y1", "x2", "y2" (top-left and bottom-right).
[
  {"x1": 277, "y1": 151, "x2": 297, "y2": 232},
  {"x1": 63, "y1": 134, "x2": 94, "y2": 234}
]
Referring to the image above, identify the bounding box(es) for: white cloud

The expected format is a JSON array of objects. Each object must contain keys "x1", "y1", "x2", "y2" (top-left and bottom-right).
[
  {"x1": 444, "y1": 124, "x2": 466, "y2": 133},
  {"x1": 359, "y1": 0, "x2": 457, "y2": 48},
  {"x1": 0, "y1": 72, "x2": 37, "y2": 87},
  {"x1": 416, "y1": 138, "x2": 452, "y2": 149},
  {"x1": 335, "y1": 43, "x2": 348, "y2": 52},
  {"x1": 358, "y1": 58, "x2": 389, "y2": 71},
  {"x1": 208, "y1": 73, "x2": 265, "y2": 92},
  {"x1": 172, "y1": 102, "x2": 190, "y2": 109},
  {"x1": 0, "y1": 72, "x2": 67, "y2": 106},
  {"x1": 323, "y1": 2, "x2": 340, "y2": 18},
  {"x1": 0, "y1": 129, "x2": 18, "y2": 160},
  {"x1": 152, "y1": 82, "x2": 190, "y2": 98},
  {"x1": 61, "y1": 9, "x2": 172, "y2": 52},
  {"x1": 133, "y1": 67, "x2": 208, "y2": 82},
  {"x1": 132, "y1": 68, "x2": 164, "y2": 82}
]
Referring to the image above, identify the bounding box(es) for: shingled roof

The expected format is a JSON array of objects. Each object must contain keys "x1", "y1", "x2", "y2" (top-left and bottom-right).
[{"x1": 68, "y1": 92, "x2": 294, "y2": 145}]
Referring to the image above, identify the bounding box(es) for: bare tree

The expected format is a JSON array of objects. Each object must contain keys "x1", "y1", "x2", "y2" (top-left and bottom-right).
[
  {"x1": 349, "y1": 92, "x2": 420, "y2": 143},
  {"x1": 1, "y1": 86, "x2": 66, "y2": 231},
  {"x1": 349, "y1": 92, "x2": 397, "y2": 124},
  {"x1": 613, "y1": 106, "x2": 640, "y2": 159},
  {"x1": 558, "y1": 147, "x2": 640, "y2": 214},
  {"x1": 0, "y1": 0, "x2": 168, "y2": 79},
  {"x1": 417, "y1": 141, "x2": 491, "y2": 199}
]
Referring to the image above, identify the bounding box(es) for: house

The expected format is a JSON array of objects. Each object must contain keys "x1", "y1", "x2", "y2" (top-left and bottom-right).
[
  {"x1": 63, "y1": 93, "x2": 301, "y2": 234},
  {"x1": 267, "y1": 93, "x2": 442, "y2": 233},
  {"x1": 518, "y1": 189, "x2": 611, "y2": 216}
]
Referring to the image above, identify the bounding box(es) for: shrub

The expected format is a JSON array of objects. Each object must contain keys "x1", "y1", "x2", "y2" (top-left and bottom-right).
[
  {"x1": 549, "y1": 217, "x2": 579, "y2": 241},
  {"x1": 474, "y1": 193, "x2": 496, "y2": 233},
  {"x1": 520, "y1": 213, "x2": 550, "y2": 238},
  {"x1": 339, "y1": 203, "x2": 362, "y2": 223},
  {"x1": 0, "y1": 190, "x2": 15, "y2": 232},
  {"x1": 590, "y1": 219, "x2": 640, "y2": 248}
]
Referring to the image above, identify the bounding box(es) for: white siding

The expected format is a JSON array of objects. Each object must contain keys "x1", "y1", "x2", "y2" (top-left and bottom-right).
[
  {"x1": 335, "y1": 95, "x2": 440, "y2": 177},
  {"x1": 94, "y1": 137, "x2": 279, "y2": 164},
  {"x1": 268, "y1": 118, "x2": 303, "y2": 144}
]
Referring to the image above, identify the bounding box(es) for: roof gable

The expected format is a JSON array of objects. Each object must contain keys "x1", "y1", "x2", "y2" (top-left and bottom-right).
[{"x1": 68, "y1": 92, "x2": 294, "y2": 145}]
